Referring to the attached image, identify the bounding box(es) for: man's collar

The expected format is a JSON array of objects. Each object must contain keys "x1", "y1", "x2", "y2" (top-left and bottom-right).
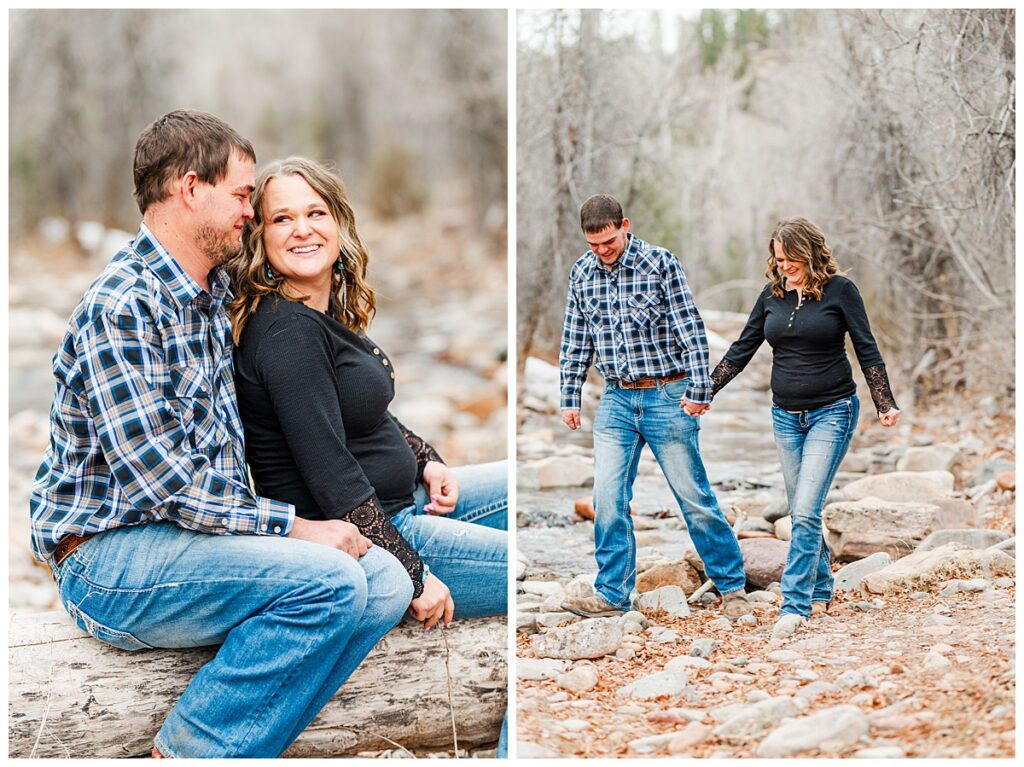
[{"x1": 133, "y1": 222, "x2": 230, "y2": 309}]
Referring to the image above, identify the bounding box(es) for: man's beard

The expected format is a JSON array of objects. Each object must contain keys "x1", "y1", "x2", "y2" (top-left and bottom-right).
[{"x1": 195, "y1": 223, "x2": 241, "y2": 266}]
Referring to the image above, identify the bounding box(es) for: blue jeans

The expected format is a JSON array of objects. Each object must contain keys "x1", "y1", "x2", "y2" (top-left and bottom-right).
[
  {"x1": 772, "y1": 395, "x2": 859, "y2": 618},
  {"x1": 392, "y1": 461, "x2": 508, "y2": 620},
  {"x1": 52, "y1": 521, "x2": 413, "y2": 757},
  {"x1": 592, "y1": 380, "x2": 746, "y2": 609}
]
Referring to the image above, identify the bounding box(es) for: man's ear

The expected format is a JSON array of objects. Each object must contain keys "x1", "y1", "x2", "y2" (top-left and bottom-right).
[
  {"x1": 621, "y1": 218, "x2": 630, "y2": 235},
  {"x1": 177, "y1": 171, "x2": 202, "y2": 210}
]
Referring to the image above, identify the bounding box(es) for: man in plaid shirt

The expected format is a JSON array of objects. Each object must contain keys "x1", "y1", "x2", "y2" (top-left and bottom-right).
[
  {"x1": 29, "y1": 110, "x2": 413, "y2": 757},
  {"x1": 559, "y1": 194, "x2": 751, "y2": 620}
]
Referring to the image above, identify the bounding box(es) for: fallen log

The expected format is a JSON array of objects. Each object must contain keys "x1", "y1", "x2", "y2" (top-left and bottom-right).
[{"x1": 9, "y1": 610, "x2": 506, "y2": 757}]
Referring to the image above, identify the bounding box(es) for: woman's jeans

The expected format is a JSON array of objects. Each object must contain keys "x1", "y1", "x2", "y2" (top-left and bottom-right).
[
  {"x1": 592, "y1": 380, "x2": 746, "y2": 609},
  {"x1": 772, "y1": 395, "x2": 859, "y2": 618},
  {"x1": 52, "y1": 522, "x2": 413, "y2": 757},
  {"x1": 392, "y1": 460, "x2": 508, "y2": 620}
]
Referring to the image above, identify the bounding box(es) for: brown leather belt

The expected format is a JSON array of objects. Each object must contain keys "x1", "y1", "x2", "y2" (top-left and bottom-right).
[
  {"x1": 53, "y1": 533, "x2": 93, "y2": 568},
  {"x1": 617, "y1": 371, "x2": 688, "y2": 390}
]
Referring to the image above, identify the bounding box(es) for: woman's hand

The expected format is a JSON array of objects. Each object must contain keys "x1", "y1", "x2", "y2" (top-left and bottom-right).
[
  {"x1": 288, "y1": 517, "x2": 372, "y2": 560},
  {"x1": 408, "y1": 573, "x2": 455, "y2": 630},
  {"x1": 422, "y1": 461, "x2": 459, "y2": 515},
  {"x1": 878, "y1": 408, "x2": 901, "y2": 428}
]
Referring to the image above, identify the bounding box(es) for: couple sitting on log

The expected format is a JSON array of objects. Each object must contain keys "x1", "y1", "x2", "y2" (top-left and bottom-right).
[{"x1": 29, "y1": 109, "x2": 508, "y2": 758}]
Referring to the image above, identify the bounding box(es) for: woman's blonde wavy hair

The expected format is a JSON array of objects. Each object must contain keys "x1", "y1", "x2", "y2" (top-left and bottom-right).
[
  {"x1": 228, "y1": 157, "x2": 376, "y2": 344},
  {"x1": 766, "y1": 217, "x2": 839, "y2": 301}
]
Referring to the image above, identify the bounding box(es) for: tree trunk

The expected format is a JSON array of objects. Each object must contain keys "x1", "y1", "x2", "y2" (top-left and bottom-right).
[{"x1": 8, "y1": 610, "x2": 506, "y2": 758}]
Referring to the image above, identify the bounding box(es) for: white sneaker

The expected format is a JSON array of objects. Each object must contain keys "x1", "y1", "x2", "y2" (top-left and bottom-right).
[{"x1": 770, "y1": 613, "x2": 806, "y2": 641}]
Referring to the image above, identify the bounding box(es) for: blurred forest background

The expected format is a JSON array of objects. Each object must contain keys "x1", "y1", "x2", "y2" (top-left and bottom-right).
[
  {"x1": 517, "y1": 8, "x2": 1015, "y2": 412},
  {"x1": 9, "y1": 9, "x2": 507, "y2": 609}
]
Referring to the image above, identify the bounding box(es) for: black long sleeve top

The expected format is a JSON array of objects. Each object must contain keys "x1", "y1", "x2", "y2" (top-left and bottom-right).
[
  {"x1": 711, "y1": 276, "x2": 897, "y2": 413},
  {"x1": 234, "y1": 297, "x2": 443, "y2": 597}
]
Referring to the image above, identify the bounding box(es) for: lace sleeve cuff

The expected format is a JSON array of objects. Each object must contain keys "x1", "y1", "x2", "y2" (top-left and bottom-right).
[
  {"x1": 710, "y1": 358, "x2": 744, "y2": 398},
  {"x1": 343, "y1": 495, "x2": 425, "y2": 598},
  {"x1": 864, "y1": 363, "x2": 898, "y2": 414},
  {"x1": 397, "y1": 421, "x2": 444, "y2": 482}
]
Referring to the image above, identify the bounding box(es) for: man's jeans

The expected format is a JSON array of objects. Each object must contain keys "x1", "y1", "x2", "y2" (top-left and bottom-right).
[
  {"x1": 592, "y1": 380, "x2": 746, "y2": 609},
  {"x1": 772, "y1": 395, "x2": 859, "y2": 618},
  {"x1": 393, "y1": 460, "x2": 508, "y2": 620},
  {"x1": 52, "y1": 521, "x2": 413, "y2": 757}
]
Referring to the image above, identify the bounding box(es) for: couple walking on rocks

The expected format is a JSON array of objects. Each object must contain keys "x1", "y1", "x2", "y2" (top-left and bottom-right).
[{"x1": 558, "y1": 194, "x2": 901, "y2": 640}]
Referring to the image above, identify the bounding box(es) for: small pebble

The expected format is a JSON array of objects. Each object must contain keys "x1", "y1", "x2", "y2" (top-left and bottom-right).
[{"x1": 736, "y1": 614, "x2": 758, "y2": 627}]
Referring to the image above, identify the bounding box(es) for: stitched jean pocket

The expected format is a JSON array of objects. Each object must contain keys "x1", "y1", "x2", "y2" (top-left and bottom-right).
[{"x1": 63, "y1": 596, "x2": 154, "y2": 652}]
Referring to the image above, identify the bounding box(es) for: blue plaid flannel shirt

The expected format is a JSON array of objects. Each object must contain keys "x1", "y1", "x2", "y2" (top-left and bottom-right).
[
  {"x1": 29, "y1": 223, "x2": 294, "y2": 562},
  {"x1": 559, "y1": 234, "x2": 712, "y2": 410}
]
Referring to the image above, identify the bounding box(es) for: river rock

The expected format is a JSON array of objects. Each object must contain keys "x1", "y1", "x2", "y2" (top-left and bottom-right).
[
  {"x1": 970, "y1": 457, "x2": 1015, "y2": 487},
  {"x1": 531, "y1": 617, "x2": 624, "y2": 659},
  {"x1": 860, "y1": 543, "x2": 1015, "y2": 595},
  {"x1": 762, "y1": 498, "x2": 790, "y2": 523},
  {"x1": 538, "y1": 611, "x2": 579, "y2": 628},
  {"x1": 774, "y1": 516, "x2": 792, "y2": 541},
  {"x1": 636, "y1": 560, "x2": 702, "y2": 594},
  {"x1": 823, "y1": 499, "x2": 942, "y2": 561},
  {"x1": 896, "y1": 445, "x2": 960, "y2": 473},
  {"x1": 833, "y1": 552, "x2": 892, "y2": 591},
  {"x1": 756, "y1": 704, "x2": 869, "y2": 757},
  {"x1": 666, "y1": 655, "x2": 712, "y2": 672},
  {"x1": 617, "y1": 670, "x2": 689, "y2": 700},
  {"x1": 520, "y1": 580, "x2": 565, "y2": 597},
  {"x1": 517, "y1": 612, "x2": 538, "y2": 633},
  {"x1": 989, "y1": 538, "x2": 1015, "y2": 557},
  {"x1": 634, "y1": 585, "x2": 691, "y2": 618},
  {"x1": 916, "y1": 528, "x2": 1009, "y2": 552},
  {"x1": 524, "y1": 456, "x2": 594, "y2": 489},
  {"x1": 713, "y1": 695, "x2": 805, "y2": 745},
  {"x1": 628, "y1": 733, "x2": 676, "y2": 755},
  {"x1": 557, "y1": 663, "x2": 600, "y2": 693},
  {"x1": 689, "y1": 638, "x2": 718, "y2": 658},
  {"x1": 996, "y1": 471, "x2": 1015, "y2": 492},
  {"x1": 516, "y1": 741, "x2": 559, "y2": 757},
  {"x1": 517, "y1": 658, "x2": 568, "y2": 680},
  {"x1": 841, "y1": 470, "x2": 954, "y2": 502},
  {"x1": 738, "y1": 538, "x2": 789, "y2": 588}
]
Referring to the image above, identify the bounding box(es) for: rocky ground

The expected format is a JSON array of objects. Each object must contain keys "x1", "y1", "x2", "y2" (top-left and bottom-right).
[
  {"x1": 8, "y1": 208, "x2": 507, "y2": 613},
  {"x1": 515, "y1": 315, "x2": 1015, "y2": 758}
]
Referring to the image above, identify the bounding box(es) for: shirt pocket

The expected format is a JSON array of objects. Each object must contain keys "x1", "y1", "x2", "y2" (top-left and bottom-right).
[
  {"x1": 628, "y1": 291, "x2": 661, "y2": 329},
  {"x1": 169, "y1": 363, "x2": 226, "y2": 456}
]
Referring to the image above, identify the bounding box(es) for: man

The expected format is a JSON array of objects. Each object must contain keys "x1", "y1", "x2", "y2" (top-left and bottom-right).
[
  {"x1": 559, "y1": 194, "x2": 751, "y2": 620},
  {"x1": 29, "y1": 110, "x2": 413, "y2": 757}
]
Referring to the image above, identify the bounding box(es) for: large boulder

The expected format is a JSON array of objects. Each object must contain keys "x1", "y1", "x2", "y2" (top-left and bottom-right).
[
  {"x1": 738, "y1": 537, "x2": 789, "y2": 588},
  {"x1": 756, "y1": 705, "x2": 869, "y2": 757},
  {"x1": 823, "y1": 498, "x2": 942, "y2": 561},
  {"x1": 833, "y1": 552, "x2": 892, "y2": 591},
  {"x1": 860, "y1": 543, "x2": 1015, "y2": 595},
  {"x1": 896, "y1": 445, "x2": 960, "y2": 473},
  {"x1": 840, "y1": 471, "x2": 954, "y2": 503},
  {"x1": 916, "y1": 529, "x2": 1010, "y2": 552},
  {"x1": 636, "y1": 560, "x2": 702, "y2": 595}
]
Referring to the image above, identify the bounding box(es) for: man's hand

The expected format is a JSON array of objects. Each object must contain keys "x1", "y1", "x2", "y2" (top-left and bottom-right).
[
  {"x1": 288, "y1": 516, "x2": 372, "y2": 560},
  {"x1": 562, "y1": 409, "x2": 581, "y2": 430},
  {"x1": 681, "y1": 399, "x2": 709, "y2": 417},
  {"x1": 422, "y1": 461, "x2": 459, "y2": 515},
  {"x1": 878, "y1": 408, "x2": 901, "y2": 428},
  {"x1": 408, "y1": 573, "x2": 455, "y2": 630}
]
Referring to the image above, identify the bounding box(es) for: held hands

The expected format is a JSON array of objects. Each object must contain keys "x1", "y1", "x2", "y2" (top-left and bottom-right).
[
  {"x1": 408, "y1": 573, "x2": 455, "y2": 630},
  {"x1": 422, "y1": 461, "x2": 459, "y2": 515},
  {"x1": 878, "y1": 408, "x2": 901, "y2": 428},
  {"x1": 681, "y1": 399, "x2": 710, "y2": 418},
  {"x1": 288, "y1": 517, "x2": 372, "y2": 560},
  {"x1": 562, "y1": 409, "x2": 581, "y2": 430}
]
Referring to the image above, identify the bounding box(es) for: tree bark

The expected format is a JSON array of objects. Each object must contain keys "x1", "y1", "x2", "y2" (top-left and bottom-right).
[{"x1": 8, "y1": 610, "x2": 506, "y2": 758}]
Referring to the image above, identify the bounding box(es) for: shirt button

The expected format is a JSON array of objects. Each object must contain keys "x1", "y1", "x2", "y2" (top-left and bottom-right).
[
  {"x1": 261, "y1": 524, "x2": 268, "y2": 532},
  {"x1": 390, "y1": 372, "x2": 396, "y2": 380},
  {"x1": 273, "y1": 525, "x2": 281, "y2": 534},
  {"x1": 372, "y1": 348, "x2": 380, "y2": 355}
]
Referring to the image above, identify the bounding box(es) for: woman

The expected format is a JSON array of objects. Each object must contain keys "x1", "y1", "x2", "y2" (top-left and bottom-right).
[
  {"x1": 227, "y1": 157, "x2": 508, "y2": 749},
  {"x1": 710, "y1": 218, "x2": 899, "y2": 640}
]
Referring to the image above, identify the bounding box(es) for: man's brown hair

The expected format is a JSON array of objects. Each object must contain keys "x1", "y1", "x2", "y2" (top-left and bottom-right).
[
  {"x1": 132, "y1": 109, "x2": 256, "y2": 214},
  {"x1": 580, "y1": 194, "x2": 624, "y2": 234}
]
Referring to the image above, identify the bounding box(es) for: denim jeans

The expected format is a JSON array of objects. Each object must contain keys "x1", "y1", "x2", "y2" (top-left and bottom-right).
[
  {"x1": 772, "y1": 395, "x2": 859, "y2": 618},
  {"x1": 52, "y1": 521, "x2": 413, "y2": 757},
  {"x1": 592, "y1": 380, "x2": 746, "y2": 609},
  {"x1": 392, "y1": 460, "x2": 508, "y2": 620}
]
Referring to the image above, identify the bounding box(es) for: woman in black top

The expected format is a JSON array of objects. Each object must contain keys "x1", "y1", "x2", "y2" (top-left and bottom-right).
[
  {"x1": 710, "y1": 218, "x2": 899, "y2": 640},
  {"x1": 226, "y1": 158, "x2": 508, "y2": 744}
]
